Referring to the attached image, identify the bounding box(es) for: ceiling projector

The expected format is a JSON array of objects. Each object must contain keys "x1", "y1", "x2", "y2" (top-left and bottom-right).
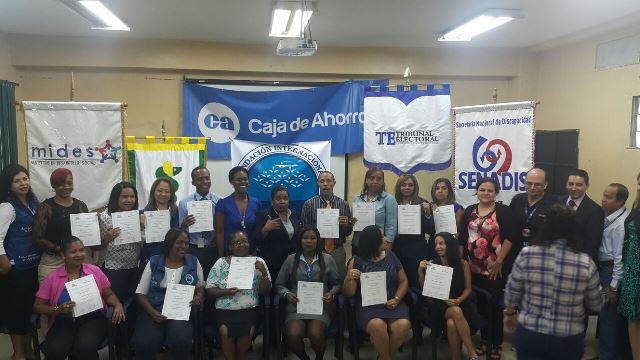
[{"x1": 276, "y1": 38, "x2": 318, "y2": 56}]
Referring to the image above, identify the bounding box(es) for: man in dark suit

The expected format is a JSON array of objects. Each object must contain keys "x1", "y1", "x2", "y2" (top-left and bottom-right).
[{"x1": 559, "y1": 169, "x2": 605, "y2": 263}]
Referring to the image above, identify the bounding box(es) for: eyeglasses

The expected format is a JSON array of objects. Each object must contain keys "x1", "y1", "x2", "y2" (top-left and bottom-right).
[
  {"x1": 231, "y1": 239, "x2": 249, "y2": 246},
  {"x1": 525, "y1": 182, "x2": 545, "y2": 188}
]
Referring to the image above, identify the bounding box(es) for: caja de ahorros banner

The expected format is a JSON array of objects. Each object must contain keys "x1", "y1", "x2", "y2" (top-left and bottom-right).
[
  {"x1": 24, "y1": 102, "x2": 123, "y2": 210},
  {"x1": 364, "y1": 84, "x2": 452, "y2": 174},
  {"x1": 230, "y1": 139, "x2": 330, "y2": 214},
  {"x1": 453, "y1": 101, "x2": 536, "y2": 207},
  {"x1": 183, "y1": 81, "x2": 364, "y2": 159}
]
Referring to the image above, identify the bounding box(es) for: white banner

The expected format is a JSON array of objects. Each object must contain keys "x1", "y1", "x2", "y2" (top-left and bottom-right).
[
  {"x1": 126, "y1": 140, "x2": 206, "y2": 209},
  {"x1": 24, "y1": 102, "x2": 123, "y2": 210},
  {"x1": 453, "y1": 101, "x2": 536, "y2": 207},
  {"x1": 230, "y1": 139, "x2": 330, "y2": 211},
  {"x1": 364, "y1": 85, "x2": 451, "y2": 174}
]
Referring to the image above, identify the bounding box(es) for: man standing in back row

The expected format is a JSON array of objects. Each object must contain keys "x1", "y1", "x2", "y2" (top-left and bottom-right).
[{"x1": 301, "y1": 171, "x2": 353, "y2": 278}]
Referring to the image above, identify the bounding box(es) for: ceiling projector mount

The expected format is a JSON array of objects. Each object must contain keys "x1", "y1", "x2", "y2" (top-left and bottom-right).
[{"x1": 271, "y1": 0, "x2": 317, "y2": 56}]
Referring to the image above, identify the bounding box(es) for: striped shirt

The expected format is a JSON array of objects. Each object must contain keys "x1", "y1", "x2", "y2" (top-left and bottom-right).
[
  {"x1": 505, "y1": 239, "x2": 603, "y2": 336},
  {"x1": 301, "y1": 195, "x2": 353, "y2": 247}
]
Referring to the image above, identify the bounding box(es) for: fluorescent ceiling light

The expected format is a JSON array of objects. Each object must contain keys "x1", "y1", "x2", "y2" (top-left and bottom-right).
[
  {"x1": 269, "y1": 1, "x2": 314, "y2": 38},
  {"x1": 437, "y1": 9, "x2": 522, "y2": 42},
  {"x1": 60, "y1": 0, "x2": 130, "y2": 31}
]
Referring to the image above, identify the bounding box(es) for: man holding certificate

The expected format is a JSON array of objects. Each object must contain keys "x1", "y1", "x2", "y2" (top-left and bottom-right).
[
  {"x1": 133, "y1": 228, "x2": 205, "y2": 360},
  {"x1": 178, "y1": 166, "x2": 221, "y2": 275},
  {"x1": 301, "y1": 171, "x2": 353, "y2": 278},
  {"x1": 33, "y1": 236, "x2": 125, "y2": 360},
  {"x1": 418, "y1": 233, "x2": 478, "y2": 360},
  {"x1": 343, "y1": 225, "x2": 410, "y2": 360},
  {"x1": 206, "y1": 231, "x2": 271, "y2": 360},
  {"x1": 275, "y1": 226, "x2": 341, "y2": 360}
]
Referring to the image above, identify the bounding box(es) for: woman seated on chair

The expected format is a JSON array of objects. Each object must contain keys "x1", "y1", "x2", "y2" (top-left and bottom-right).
[
  {"x1": 275, "y1": 226, "x2": 341, "y2": 360},
  {"x1": 206, "y1": 230, "x2": 272, "y2": 360},
  {"x1": 33, "y1": 236, "x2": 125, "y2": 360},
  {"x1": 418, "y1": 232, "x2": 478, "y2": 360},
  {"x1": 133, "y1": 228, "x2": 206, "y2": 360},
  {"x1": 343, "y1": 225, "x2": 411, "y2": 360}
]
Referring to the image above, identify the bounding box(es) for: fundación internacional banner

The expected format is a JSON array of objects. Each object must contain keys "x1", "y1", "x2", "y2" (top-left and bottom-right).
[
  {"x1": 230, "y1": 139, "x2": 330, "y2": 214},
  {"x1": 24, "y1": 101, "x2": 124, "y2": 210},
  {"x1": 183, "y1": 81, "x2": 365, "y2": 159},
  {"x1": 453, "y1": 101, "x2": 536, "y2": 207},
  {"x1": 364, "y1": 84, "x2": 452, "y2": 174}
]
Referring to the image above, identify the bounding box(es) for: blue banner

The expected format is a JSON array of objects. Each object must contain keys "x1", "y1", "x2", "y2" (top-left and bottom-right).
[{"x1": 183, "y1": 81, "x2": 368, "y2": 159}]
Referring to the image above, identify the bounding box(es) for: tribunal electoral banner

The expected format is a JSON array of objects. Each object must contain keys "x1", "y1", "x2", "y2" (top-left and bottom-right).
[
  {"x1": 364, "y1": 84, "x2": 452, "y2": 174},
  {"x1": 126, "y1": 137, "x2": 206, "y2": 209},
  {"x1": 453, "y1": 101, "x2": 536, "y2": 207},
  {"x1": 230, "y1": 139, "x2": 330, "y2": 214},
  {"x1": 24, "y1": 102, "x2": 123, "y2": 210}
]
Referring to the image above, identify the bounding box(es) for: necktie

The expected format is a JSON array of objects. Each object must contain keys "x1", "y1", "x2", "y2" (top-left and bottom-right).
[
  {"x1": 323, "y1": 200, "x2": 335, "y2": 253},
  {"x1": 568, "y1": 199, "x2": 577, "y2": 210}
]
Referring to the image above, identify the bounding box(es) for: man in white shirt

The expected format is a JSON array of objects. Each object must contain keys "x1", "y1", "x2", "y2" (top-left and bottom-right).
[{"x1": 598, "y1": 183, "x2": 629, "y2": 360}]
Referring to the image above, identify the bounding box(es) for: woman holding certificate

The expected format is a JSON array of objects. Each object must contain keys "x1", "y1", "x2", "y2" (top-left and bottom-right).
[
  {"x1": 34, "y1": 236, "x2": 125, "y2": 360},
  {"x1": 418, "y1": 233, "x2": 478, "y2": 360},
  {"x1": 458, "y1": 177, "x2": 515, "y2": 359},
  {"x1": 133, "y1": 228, "x2": 205, "y2": 360},
  {"x1": 139, "y1": 178, "x2": 181, "y2": 272},
  {"x1": 275, "y1": 226, "x2": 341, "y2": 360},
  {"x1": 0, "y1": 164, "x2": 41, "y2": 360},
  {"x1": 254, "y1": 185, "x2": 302, "y2": 281},
  {"x1": 206, "y1": 230, "x2": 271, "y2": 360},
  {"x1": 429, "y1": 178, "x2": 464, "y2": 231},
  {"x1": 215, "y1": 167, "x2": 262, "y2": 257},
  {"x1": 33, "y1": 168, "x2": 89, "y2": 281},
  {"x1": 343, "y1": 225, "x2": 410, "y2": 360},
  {"x1": 392, "y1": 174, "x2": 434, "y2": 288},
  {"x1": 98, "y1": 182, "x2": 143, "y2": 301},
  {"x1": 351, "y1": 167, "x2": 398, "y2": 257}
]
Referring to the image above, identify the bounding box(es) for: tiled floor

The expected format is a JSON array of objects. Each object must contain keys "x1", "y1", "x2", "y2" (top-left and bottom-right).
[{"x1": 0, "y1": 316, "x2": 600, "y2": 359}]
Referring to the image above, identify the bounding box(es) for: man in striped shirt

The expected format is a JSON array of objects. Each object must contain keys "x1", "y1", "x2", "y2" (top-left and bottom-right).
[{"x1": 301, "y1": 171, "x2": 353, "y2": 278}]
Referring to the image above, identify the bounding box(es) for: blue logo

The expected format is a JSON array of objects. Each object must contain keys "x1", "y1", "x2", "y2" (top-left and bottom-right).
[
  {"x1": 204, "y1": 113, "x2": 235, "y2": 130},
  {"x1": 197, "y1": 102, "x2": 240, "y2": 144}
]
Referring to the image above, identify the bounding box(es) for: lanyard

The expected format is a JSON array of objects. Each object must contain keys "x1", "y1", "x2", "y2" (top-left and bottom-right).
[
  {"x1": 604, "y1": 208, "x2": 626, "y2": 230},
  {"x1": 524, "y1": 203, "x2": 539, "y2": 224}
]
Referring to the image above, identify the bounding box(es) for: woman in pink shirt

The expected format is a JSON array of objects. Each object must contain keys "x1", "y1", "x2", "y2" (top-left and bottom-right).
[{"x1": 33, "y1": 236, "x2": 124, "y2": 360}]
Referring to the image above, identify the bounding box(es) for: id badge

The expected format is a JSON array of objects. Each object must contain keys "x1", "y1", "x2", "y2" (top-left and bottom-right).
[
  {"x1": 197, "y1": 237, "x2": 205, "y2": 249},
  {"x1": 521, "y1": 228, "x2": 531, "y2": 238}
]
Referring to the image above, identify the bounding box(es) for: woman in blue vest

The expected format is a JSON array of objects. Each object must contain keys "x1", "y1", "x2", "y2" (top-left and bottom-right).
[
  {"x1": 0, "y1": 164, "x2": 41, "y2": 360},
  {"x1": 133, "y1": 228, "x2": 205, "y2": 360}
]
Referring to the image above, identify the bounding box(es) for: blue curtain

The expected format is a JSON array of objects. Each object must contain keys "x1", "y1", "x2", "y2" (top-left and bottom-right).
[{"x1": 0, "y1": 80, "x2": 18, "y2": 170}]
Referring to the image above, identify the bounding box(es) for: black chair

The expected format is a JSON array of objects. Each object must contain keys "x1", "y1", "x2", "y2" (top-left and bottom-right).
[
  {"x1": 273, "y1": 293, "x2": 344, "y2": 360},
  {"x1": 346, "y1": 295, "x2": 418, "y2": 360},
  {"x1": 203, "y1": 294, "x2": 271, "y2": 359},
  {"x1": 31, "y1": 306, "x2": 118, "y2": 360},
  {"x1": 410, "y1": 287, "x2": 488, "y2": 359}
]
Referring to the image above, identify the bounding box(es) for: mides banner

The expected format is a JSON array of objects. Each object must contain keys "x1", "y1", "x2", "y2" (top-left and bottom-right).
[
  {"x1": 453, "y1": 101, "x2": 536, "y2": 207},
  {"x1": 182, "y1": 81, "x2": 364, "y2": 159}
]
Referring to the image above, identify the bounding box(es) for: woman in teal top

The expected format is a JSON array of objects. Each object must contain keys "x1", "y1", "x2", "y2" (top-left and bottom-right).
[{"x1": 352, "y1": 167, "x2": 398, "y2": 257}]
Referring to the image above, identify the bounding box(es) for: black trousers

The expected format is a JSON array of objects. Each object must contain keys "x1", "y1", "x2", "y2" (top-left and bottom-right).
[
  {"x1": 0, "y1": 267, "x2": 38, "y2": 334},
  {"x1": 472, "y1": 273, "x2": 505, "y2": 347},
  {"x1": 102, "y1": 267, "x2": 138, "y2": 302},
  {"x1": 42, "y1": 313, "x2": 106, "y2": 360}
]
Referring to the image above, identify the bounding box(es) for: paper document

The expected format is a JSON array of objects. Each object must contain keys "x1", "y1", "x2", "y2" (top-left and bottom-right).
[
  {"x1": 317, "y1": 209, "x2": 340, "y2": 238},
  {"x1": 296, "y1": 281, "x2": 324, "y2": 315},
  {"x1": 144, "y1": 210, "x2": 171, "y2": 243},
  {"x1": 398, "y1": 205, "x2": 421, "y2": 235},
  {"x1": 421, "y1": 263, "x2": 454, "y2": 300},
  {"x1": 65, "y1": 275, "x2": 103, "y2": 317},
  {"x1": 360, "y1": 271, "x2": 387, "y2": 307},
  {"x1": 111, "y1": 210, "x2": 142, "y2": 245},
  {"x1": 353, "y1": 203, "x2": 375, "y2": 232},
  {"x1": 70, "y1": 213, "x2": 101, "y2": 246},
  {"x1": 187, "y1": 201, "x2": 214, "y2": 233},
  {"x1": 162, "y1": 283, "x2": 195, "y2": 321},
  {"x1": 433, "y1": 205, "x2": 458, "y2": 234},
  {"x1": 226, "y1": 257, "x2": 256, "y2": 290}
]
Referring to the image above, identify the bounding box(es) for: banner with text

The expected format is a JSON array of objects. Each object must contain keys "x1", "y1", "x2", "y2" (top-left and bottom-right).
[
  {"x1": 230, "y1": 139, "x2": 330, "y2": 214},
  {"x1": 24, "y1": 102, "x2": 123, "y2": 210},
  {"x1": 183, "y1": 81, "x2": 363, "y2": 159},
  {"x1": 126, "y1": 138, "x2": 206, "y2": 208},
  {"x1": 453, "y1": 101, "x2": 536, "y2": 207},
  {"x1": 364, "y1": 84, "x2": 452, "y2": 174}
]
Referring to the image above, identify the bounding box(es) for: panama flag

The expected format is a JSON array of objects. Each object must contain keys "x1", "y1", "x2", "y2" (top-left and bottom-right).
[{"x1": 126, "y1": 137, "x2": 206, "y2": 209}]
